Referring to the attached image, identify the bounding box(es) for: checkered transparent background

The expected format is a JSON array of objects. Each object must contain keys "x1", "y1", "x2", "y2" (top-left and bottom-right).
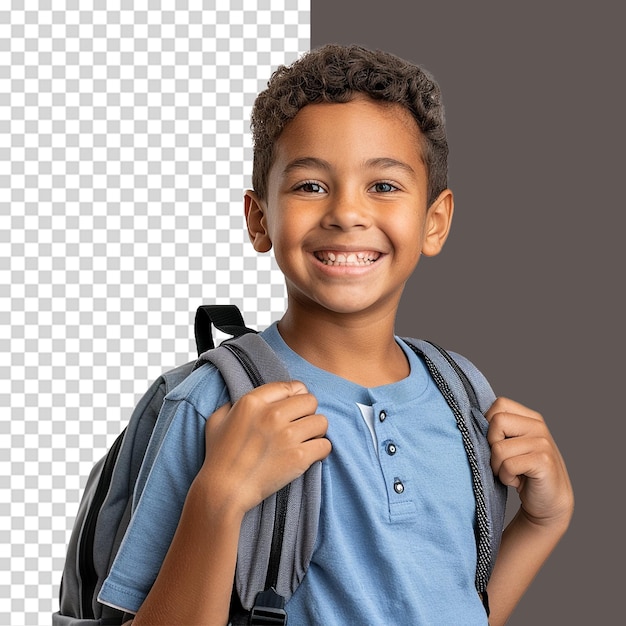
[{"x1": 0, "y1": 2, "x2": 309, "y2": 623}]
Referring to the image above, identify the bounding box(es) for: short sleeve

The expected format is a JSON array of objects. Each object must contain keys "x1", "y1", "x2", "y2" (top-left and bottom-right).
[{"x1": 98, "y1": 366, "x2": 228, "y2": 614}]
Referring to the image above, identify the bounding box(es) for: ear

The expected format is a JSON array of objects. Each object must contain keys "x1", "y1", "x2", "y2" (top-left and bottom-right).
[
  {"x1": 244, "y1": 190, "x2": 272, "y2": 253},
  {"x1": 421, "y1": 189, "x2": 454, "y2": 257}
]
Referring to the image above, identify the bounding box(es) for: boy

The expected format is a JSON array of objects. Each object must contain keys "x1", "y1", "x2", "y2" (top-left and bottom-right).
[{"x1": 98, "y1": 44, "x2": 573, "y2": 625}]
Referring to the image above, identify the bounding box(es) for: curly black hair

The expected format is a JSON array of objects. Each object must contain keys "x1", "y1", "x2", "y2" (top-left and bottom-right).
[{"x1": 251, "y1": 44, "x2": 448, "y2": 206}]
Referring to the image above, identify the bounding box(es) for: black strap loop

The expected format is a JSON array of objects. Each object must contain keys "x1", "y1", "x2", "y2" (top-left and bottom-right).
[{"x1": 194, "y1": 304, "x2": 255, "y2": 355}]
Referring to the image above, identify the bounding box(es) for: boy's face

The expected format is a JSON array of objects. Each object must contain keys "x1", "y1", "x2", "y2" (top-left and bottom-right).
[{"x1": 245, "y1": 96, "x2": 453, "y2": 320}]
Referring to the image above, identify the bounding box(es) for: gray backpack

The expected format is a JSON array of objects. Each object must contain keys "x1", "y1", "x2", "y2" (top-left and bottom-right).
[{"x1": 53, "y1": 305, "x2": 507, "y2": 625}]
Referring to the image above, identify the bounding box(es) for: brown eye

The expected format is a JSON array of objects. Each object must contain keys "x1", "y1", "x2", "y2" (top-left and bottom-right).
[{"x1": 298, "y1": 182, "x2": 325, "y2": 193}]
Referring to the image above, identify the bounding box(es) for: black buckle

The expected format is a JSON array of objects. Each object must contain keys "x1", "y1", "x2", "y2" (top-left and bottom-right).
[{"x1": 249, "y1": 588, "x2": 287, "y2": 625}]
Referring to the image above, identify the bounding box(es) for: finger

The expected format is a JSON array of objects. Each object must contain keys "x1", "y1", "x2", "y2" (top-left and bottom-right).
[
  {"x1": 289, "y1": 435, "x2": 333, "y2": 474},
  {"x1": 485, "y1": 397, "x2": 545, "y2": 424},
  {"x1": 263, "y1": 436, "x2": 333, "y2": 494},
  {"x1": 284, "y1": 413, "x2": 329, "y2": 444},
  {"x1": 264, "y1": 392, "x2": 319, "y2": 426},
  {"x1": 487, "y1": 409, "x2": 549, "y2": 446},
  {"x1": 490, "y1": 435, "x2": 551, "y2": 477},
  {"x1": 248, "y1": 379, "x2": 310, "y2": 403},
  {"x1": 233, "y1": 381, "x2": 316, "y2": 419},
  {"x1": 494, "y1": 448, "x2": 554, "y2": 490},
  {"x1": 234, "y1": 388, "x2": 319, "y2": 431},
  {"x1": 301, "y1": 435, "x2": 333, "y2": 463}
]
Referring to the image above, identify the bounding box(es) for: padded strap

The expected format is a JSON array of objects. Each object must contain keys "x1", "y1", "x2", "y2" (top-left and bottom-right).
[
  {"x1": 195, "y1": 333, "x2": 288, "y2": 403},
  {"x1": 196, "y1": 331, "x2": 322, "y2": 611}
]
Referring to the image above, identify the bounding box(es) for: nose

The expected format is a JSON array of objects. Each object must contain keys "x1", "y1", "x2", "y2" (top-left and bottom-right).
[{"x1": 320, "y1": 190, "x2": 371, "y2": 230}]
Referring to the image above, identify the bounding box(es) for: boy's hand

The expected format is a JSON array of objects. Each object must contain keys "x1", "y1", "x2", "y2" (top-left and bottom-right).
[
  {"x1": 485, "y1": 398, "x2": 573, "y2": 623},
  {"x1": 197, "y1": 381, "x2": 331, "y2": 517},
  {"x1": 486, "y1": 397, "x2": 574, "y2": 527}
]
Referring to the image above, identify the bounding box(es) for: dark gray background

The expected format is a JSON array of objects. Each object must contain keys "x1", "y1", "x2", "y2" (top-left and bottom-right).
[{"x1": 312, "y1": 2, "x2": 624, "y2": 624}]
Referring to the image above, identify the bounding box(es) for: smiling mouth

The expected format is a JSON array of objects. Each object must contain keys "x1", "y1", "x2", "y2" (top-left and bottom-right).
[{"x1": 314, "y1": 250, "x2": 381, "y2": 266}]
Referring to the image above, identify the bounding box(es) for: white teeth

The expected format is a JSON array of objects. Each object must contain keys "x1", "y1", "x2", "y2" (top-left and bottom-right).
[{"x1": 316, "y1": 251, "x2": 379, "y2": 266}]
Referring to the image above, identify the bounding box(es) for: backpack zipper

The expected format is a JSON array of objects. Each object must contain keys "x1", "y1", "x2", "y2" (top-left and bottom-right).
[
  {"x1": 422, "y1": 341, "x2": 494, "y2": 611},
  {"x1": 424, "y1": 341, "x2": 479, "y2": 408},
  {"x1": 78, "y1": 429, "x2": 126, "y2": 618},
  {"x1": 405, "y1": 341, "x2": 492, "y2": 596},
  {"x1": 222, "y1": 342, "x2": 264, "y2": 387}
]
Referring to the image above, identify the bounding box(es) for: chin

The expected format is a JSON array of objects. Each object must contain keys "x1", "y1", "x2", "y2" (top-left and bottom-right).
[{"x1": 316, "y1": 296, "x2": 394, "y2": 318}]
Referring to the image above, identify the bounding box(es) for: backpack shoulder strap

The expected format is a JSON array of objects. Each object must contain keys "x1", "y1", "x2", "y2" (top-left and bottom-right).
[
  {"x1": 196, "y1": 332, "x2": 289, "y2": 402},
  {"x1": 402, "y1": 339, "x2": 508, "y2": 611},
  {"x1": 197, "y1": 329, "x2": 321, "y2": 619}
]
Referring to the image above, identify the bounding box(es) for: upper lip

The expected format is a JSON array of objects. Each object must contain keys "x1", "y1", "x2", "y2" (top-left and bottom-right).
[{"x1": 310, "y1": 244, "x2": 385, "y2": 254}]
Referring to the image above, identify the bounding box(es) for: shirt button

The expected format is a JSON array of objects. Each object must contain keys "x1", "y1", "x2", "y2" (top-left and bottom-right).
[
  {"x1": 394, "y1": 480, "x2": 405, "y2": 494},
  {"x1": 379, "y1": 410, "x2": 387, "y2": 422},
  {"x1": 386, "y1": 443, "x2": 397, "y2": 456}
]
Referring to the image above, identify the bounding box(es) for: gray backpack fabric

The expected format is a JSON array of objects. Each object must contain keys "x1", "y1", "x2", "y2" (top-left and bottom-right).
[
  {"x1": 54, "y1": 306, "x2": 507, "y2": 625},
  {"x1": 53, "y1": 359, "x2": 195, "y2": 626},
  {"x1": 53, "y1": 306, "x2": 289, "y2": 626}
]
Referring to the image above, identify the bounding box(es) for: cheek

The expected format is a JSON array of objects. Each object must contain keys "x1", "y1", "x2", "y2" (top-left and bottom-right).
[
  {"x1": 267, "y1": 223, "x2": 294, "y2": 256},
  {"x1": 388, "y1": 215, "x2": 423, "y2": 247},
  {"x1": 389, "y1": 222, "x2": 426, "y2": 271},
  {"x1": 267, "y1": 208, "x2": 310, "y2": 250},
  {"x1": 266, "y1": 222, "x2": 300, "y2": 268}
]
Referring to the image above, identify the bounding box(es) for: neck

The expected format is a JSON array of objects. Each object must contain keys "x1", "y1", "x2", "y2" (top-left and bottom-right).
[{"x1": 277, "y1": 302, "x2": 409, "y2": 387}]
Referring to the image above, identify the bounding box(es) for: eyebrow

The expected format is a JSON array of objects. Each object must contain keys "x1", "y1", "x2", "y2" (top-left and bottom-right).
[
  {"x1": 281, "y1": 156, "x2": 417, "y2": 177},
  {"x1": 365, "y1": 157, "x2": 417, "y2": 175},
  {"x1": 281, "y1": 157, "x2": 332, "y2": 176}
]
